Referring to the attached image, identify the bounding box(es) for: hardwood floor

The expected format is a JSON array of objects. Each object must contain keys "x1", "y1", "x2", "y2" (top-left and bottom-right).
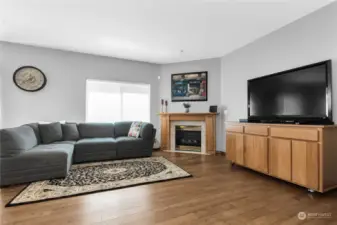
[{"x1": 1, "y1": 152, "x2": 337, "y2": 225}]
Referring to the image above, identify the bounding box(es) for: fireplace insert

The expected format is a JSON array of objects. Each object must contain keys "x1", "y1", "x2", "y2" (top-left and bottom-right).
[{"x1": 175, "y1": 125, "x2": 201, "y2": 152}]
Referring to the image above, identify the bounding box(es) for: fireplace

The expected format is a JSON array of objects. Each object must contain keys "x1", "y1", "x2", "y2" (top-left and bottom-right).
[
  {"x1": 162, "y1": 113, "x2": 217, "y2": 155},
  {"x1": 175, "y1": 125, "x2": 202, "y2": 152}
]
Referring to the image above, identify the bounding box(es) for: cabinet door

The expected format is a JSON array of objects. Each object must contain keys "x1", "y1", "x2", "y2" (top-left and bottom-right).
[
  {"x1": 269, "y1": 138, "x2": 291, "y2": 181},
  {"x1": 226, "y1": 133, "x2": 244, "y2": 165},
  {"x1": 292, "y1": 141, "x2": 319, "y2": 190},
  {"x1": 244, "y1": 135, "x2": 268, "y2": 173}
]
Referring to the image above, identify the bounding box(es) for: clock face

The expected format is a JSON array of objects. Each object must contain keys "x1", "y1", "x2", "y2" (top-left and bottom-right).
[{"x1": 13, "y1": 66, "x2": 47, "y2": 92}]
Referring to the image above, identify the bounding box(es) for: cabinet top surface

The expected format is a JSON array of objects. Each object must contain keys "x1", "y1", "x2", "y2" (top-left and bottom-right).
[
  {"x1": 160, "y1": 113, "x2": 218, "y2": 116},
  {"x1": 226, "y1": 121, "x2": 337, "y2": 128}
]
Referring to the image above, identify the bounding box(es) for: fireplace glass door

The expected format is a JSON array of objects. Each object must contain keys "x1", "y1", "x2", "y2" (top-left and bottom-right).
[{"x1": 175, "y1": 125, "x2": 201, "y2": 152}]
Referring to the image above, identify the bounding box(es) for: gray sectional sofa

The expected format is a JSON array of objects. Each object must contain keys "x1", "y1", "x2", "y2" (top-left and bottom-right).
[{"x1": 0, "y1": 122, "x2": 156, "y2": 186}]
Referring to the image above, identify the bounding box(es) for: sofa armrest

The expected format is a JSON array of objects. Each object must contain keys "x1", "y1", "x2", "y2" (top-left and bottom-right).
[{"x1": 139, "y1": 123, "x2": 155, "y2": 141}]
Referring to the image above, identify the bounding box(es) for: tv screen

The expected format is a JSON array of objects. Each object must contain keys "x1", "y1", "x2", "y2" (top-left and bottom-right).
[{"x1": 248, "y1": 60, "x2": 332, "y2": 124}]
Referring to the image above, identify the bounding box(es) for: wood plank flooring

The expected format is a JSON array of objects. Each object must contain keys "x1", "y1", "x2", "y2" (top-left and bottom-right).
[{"x1": 1, "y1": 152, "x2": 337, "y2": 225}]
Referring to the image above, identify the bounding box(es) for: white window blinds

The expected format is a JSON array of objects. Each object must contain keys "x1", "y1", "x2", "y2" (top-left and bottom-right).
[{"x1": 86, "y1": 79, "x2": 150, "y2": 123}]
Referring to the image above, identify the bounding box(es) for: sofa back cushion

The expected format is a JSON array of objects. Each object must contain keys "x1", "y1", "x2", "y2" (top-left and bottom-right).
[
  {"x1": 24, "y1": 123, "x2": 41, "y2": 144},
  {"x1": 62, "y1": 123, "x2": 80, "y2": 141},
  {"x1": 78, "y1": 123, "x2": 114, "y2": 138},
  {"x1": 0, "y1": 126, "x2": 38, "y2": 157},
  {"x1": 114, "y1": 122, "x2": 132, "y2": 138},
  {"x1": 39, "y1": 122, "x2": 63, "y2": 144}
]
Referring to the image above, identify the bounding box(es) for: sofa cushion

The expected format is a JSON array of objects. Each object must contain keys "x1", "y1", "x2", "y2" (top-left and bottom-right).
[
  {"x1": 25, "y1": 123, "x2": 41, "y2": 144},
  {"x1": 0, "y1": 126, "x2": 38, "y2": 157},
  {"x1": 115, "y1": 137, "x2": 152, "y2": 158},
  {"x1": 74, "y1": 138, "x2": 117, "y2": 163},
  {"x1": 76, "y1": 138, "x2": 117, "y2": 146},
  {"x1": 29, "y1": 141, "x2": 74, "y2": 153},
  {"x1": 39, "y1": 122, "x2": 63, "y2": 144},
  {"x1": 62, "y1": 123, "x2": 80, "y2": 141},
  {"x1": 114, "y1": 121, "x2": 132, "y2": 138},
  {"x1": 78, "y1": 123, "x2": 114, "y2": 138},
  {"x1": 116, "y1": 137, "x2": 151, "y2": 150},
  {"x1": 0, "y1": 141, "x2": 74, "y2": 186}
]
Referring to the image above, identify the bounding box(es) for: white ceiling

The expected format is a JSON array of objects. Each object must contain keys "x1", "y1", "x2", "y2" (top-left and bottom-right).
[{"x1": 0, "y1": 0, "x2": 334, "y2": 64}]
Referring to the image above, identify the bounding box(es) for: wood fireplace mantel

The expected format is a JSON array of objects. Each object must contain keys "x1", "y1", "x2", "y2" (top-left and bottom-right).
[{"x1": 159, "y1": 113, "x2": 217, "y2": 155}]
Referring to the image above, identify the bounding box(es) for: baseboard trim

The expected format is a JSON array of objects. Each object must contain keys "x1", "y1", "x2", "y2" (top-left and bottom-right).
[{"x1": 215, "y1": 151, "x2": 226, "y2": 156}]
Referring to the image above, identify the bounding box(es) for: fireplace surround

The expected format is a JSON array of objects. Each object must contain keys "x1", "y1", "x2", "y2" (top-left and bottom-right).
[
  {"x1": 160, "y1": 113, "x2": 217, "y2": 155},
  {"x1": 171, "y1": 121, "x2": 205, "y2": 154}
]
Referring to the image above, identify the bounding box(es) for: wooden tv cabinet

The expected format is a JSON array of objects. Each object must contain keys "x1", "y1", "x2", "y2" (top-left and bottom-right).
[{"x1": 225, "y1": 122, "x2": 337, "y2": 193}]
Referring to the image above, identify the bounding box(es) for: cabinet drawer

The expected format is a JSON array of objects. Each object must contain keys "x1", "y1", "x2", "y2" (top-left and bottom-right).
[
  {"x1": 270, "y1": 127, "x2": 318, "y2": 141},
  {"x1": 244, "y1": 125, "x2": 269, "y2": 136},
  {"x1": 226, "y1": 125, "x2": 243, "y2": 133}
]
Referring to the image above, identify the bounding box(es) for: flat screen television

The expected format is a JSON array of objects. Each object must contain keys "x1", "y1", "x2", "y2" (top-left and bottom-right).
[{"x1": 248, "y1": 60, "x2": 333, "y2": 125}]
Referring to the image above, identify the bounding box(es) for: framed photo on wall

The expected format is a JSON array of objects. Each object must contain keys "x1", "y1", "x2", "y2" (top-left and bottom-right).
[{"x1": 171, "y1": 71, "x2": 208, "y2": 102}]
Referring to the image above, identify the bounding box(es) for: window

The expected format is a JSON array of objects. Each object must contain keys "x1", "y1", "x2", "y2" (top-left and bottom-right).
[{"x1": 86, "y1": 79, "x2": 150, "y2": 123}]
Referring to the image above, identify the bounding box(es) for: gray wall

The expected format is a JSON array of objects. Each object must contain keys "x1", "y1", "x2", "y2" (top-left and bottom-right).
[
  {"x1": 159, "y1": 58, "x2": 223, "y2": 151},
  {"x1": 221, "y1": 2, "x2": 337, "y2": 128},
  {"x1": 0, "y1": 42, "x2": 161, "y2": 129},
  {"x1": 0, "y1": 43, "x2": 3, "y2": 128}
]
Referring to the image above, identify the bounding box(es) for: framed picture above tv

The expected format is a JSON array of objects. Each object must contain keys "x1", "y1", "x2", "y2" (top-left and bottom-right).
[{"x1": 171, "y1": 71, "x2": 208, "y2": 102}]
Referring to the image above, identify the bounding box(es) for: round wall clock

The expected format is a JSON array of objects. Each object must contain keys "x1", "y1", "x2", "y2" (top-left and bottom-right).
[{"x1": 13, "y1": 66, "x2": 47, "y2": 92}]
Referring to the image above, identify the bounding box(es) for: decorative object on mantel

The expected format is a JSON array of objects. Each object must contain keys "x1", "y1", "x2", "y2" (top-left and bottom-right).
[
  {"x1": 209, "y1": 105, "x2": 218, "y2": 113},
  {"x1": 161, "y1": 99, "x2": 164, "y2": 113},
  {"x1": 165, "y1": 100, "x2": 168, "y2": 113},
  {"x1": 171, "y1": 71, "x2": 207, "y2": 102},
  {"x1": 183, "y1": 103, "x2": 191, "y2": 113},
  {"x1": 13, "y1": 66, "x2": 47, "y2": 92}
]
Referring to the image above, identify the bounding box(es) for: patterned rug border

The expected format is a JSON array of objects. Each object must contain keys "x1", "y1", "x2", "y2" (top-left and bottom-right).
[{"x1": 6, "y1": 157, "x2": 192, "y2": 207}]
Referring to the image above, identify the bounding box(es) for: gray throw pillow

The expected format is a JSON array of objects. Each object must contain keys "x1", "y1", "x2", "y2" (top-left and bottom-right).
[
  {"x1": 39, "y1": 122, "x2": 63, "y2": 144},
  {"x1": 25, "y1": 123, "x2": 41, "y2": 144},
  {"x1": 62, "y1": 123, "x2": 79, "y2": 141}
]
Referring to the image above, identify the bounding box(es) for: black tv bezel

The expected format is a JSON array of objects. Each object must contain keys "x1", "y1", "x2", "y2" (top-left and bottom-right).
[{"x1": 247, "y1": 60, "x2": 333, "y2": 125}]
